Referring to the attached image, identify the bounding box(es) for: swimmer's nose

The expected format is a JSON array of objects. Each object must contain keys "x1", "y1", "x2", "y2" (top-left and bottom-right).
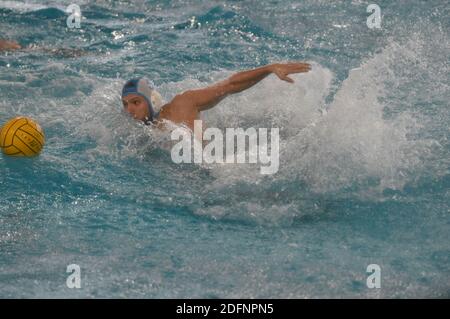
[{"x1": 124, "y1": 105, "x2": 134, "y2": 114}]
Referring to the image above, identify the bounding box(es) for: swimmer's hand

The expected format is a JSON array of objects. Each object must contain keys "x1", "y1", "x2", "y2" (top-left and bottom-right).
[
  {"x1": 271, "y1": 62, "x2": 311, "y2": 83},
  {"x1": 0, "y1": 40, "x2": 21, "y2": 51}
]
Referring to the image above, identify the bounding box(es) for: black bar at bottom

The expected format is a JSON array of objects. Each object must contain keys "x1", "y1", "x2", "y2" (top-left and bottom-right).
[{"x1": 0, "y1": 298, "x2": 448, "y2": 317}]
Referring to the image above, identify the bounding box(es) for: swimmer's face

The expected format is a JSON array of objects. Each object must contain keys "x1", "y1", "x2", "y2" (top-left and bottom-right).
[{"x1": 122, "y1": 94, "x2": 149, "y2": 122}]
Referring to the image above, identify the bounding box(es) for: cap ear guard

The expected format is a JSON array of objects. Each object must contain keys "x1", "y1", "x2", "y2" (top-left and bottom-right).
[{"x1": 150, "y1": 89, "x2": 164, "y2": 113}]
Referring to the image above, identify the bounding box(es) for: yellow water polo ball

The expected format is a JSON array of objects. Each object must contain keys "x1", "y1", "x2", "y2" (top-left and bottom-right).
[{"x1": 0, "y1": 116, "x2": 45, "y2": 156}]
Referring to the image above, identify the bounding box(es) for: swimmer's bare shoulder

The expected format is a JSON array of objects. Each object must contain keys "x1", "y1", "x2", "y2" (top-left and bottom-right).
[{"x1": 158, "y1": 93, "x2": 200, "y2": 131}]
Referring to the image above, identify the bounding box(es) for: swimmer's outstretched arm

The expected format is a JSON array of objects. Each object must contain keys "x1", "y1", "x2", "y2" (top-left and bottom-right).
[
  {"x1": 171, "y1": 62, "x2": 311, "y2": 112},
  {"x1": 0, "y1": 39, "x2": 86, "y2": 57},
  {"x1": 0, "y1": 39, "x2": 21, "y2": 51}
]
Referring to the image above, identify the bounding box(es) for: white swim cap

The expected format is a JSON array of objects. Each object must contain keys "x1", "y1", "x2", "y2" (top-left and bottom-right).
[{"x1": 122, "y1": 77, "x2": 165, "y2": 123}]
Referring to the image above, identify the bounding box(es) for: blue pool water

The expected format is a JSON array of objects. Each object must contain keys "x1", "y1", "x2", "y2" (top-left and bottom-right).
[{"x1": 0, "y1": 0, "x2": 449, "y2": 298}]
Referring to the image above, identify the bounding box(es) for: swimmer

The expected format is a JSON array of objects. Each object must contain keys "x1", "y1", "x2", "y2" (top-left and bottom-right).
[
  {"x1": 0, "y1": 39, "x2": 86, "y2": 57},
  {"x1": 0, "y1": 39, "x2": 21, "y2": 51},
  {"x1": 121, "y1": 62, "x2": 312, "y2": 131}
]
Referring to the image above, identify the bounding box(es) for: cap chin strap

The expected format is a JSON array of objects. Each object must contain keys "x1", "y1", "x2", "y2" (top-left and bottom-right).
[{"x1": 144, "y1": 110, "x2": 160, "y2": 125}]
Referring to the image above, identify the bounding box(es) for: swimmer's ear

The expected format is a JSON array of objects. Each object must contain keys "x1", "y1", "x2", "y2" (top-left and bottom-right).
[{"x1": 151, "y1": 90, "x2": 164, "y2": 113}]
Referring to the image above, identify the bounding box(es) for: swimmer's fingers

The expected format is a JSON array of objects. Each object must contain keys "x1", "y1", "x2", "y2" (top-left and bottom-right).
[
  {"x1": 272, "y1": 68, "x2": 295, "y2": 83},
  {"x1": 287, "y1": 62, "x2": 312, "y2": 73},
  {"x1": 272, "y1": 62, "x2": 311, "y2": 83},
  {"x1": 281, "y1": 74, "x2": 295, "y2": 83}
]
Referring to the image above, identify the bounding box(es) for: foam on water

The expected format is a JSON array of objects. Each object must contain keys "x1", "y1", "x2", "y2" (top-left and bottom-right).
[{"x1": 189, "y1": 35, "x2": 448, "y2": 223}]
